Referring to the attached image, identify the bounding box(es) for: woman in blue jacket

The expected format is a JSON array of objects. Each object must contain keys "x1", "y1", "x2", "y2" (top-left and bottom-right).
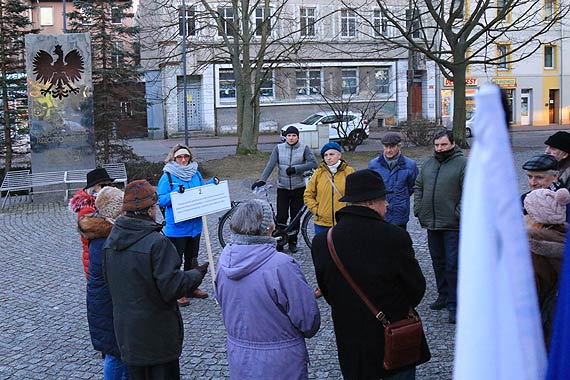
[{"x1": 158, "y1": 144, "x2": 219, "y2": 305}]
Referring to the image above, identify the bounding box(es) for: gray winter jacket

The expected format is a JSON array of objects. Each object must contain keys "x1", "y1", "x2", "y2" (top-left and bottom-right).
[{"x1": 260, "y1": 142, "x2": 318, "y2": 190}]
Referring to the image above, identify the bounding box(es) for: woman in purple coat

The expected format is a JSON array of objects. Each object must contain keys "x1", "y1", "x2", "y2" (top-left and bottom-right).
[{"x1": 215, "y1": 199, "x2": 321, "y2": 379}]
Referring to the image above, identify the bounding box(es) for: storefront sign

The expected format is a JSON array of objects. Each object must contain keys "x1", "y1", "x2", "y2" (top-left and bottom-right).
[
  {"x1": 491, "y1": 77, "x2": 517, "y2": 88},
  {"x1": 443, "y1": 78, "x2": 478, "y2": 87}
]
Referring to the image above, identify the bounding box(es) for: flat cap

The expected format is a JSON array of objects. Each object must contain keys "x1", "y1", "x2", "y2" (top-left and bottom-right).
[
  {"x1": 522, "y1": 154, "x2": 559, "y2": 171},
  {"x1": 381, "y1": 132, "x2": 402, "y2": 145}
]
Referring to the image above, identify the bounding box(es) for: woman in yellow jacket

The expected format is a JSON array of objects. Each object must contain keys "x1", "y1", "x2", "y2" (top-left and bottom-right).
[{"x1": 304, "y1": 142, "x2": 355, "y2": 235}]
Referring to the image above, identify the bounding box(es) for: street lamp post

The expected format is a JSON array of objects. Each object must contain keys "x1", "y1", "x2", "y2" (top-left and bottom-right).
[{"x1": 182, "y1": 0, "x2": 189, "y2": 146}]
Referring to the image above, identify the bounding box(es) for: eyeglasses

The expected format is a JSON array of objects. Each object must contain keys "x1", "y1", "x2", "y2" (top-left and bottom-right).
[{"x1": 175, "y1": 154, "x2": 190, "y2": 160}]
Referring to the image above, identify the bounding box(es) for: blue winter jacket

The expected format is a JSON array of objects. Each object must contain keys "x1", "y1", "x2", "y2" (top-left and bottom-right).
[
  {"x1": 78, "y1": 214, "x2": 122, "y2": 358},
  {"x1": 158, "y1": 170, "x2": 215, "y2": 238},
  {"x1": 215, "y1": 239, "x2": 321, "y2": 379},
  {"x1": 368, "y1": 154, "x2": 418, "y2": 225}
]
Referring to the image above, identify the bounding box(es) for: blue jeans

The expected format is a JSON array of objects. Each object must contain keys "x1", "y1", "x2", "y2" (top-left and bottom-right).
[
  {"x1": 384, "y1": 366, "x2": 416, "y2": 380},
  {"x1": 427, "y1": 230, "x2": 459, "y2": 311},
  {"x1": 104, "y1": 354, "x2": 129, "y2": 380},
  {"x1": 314, "y1": 224, "x2": 330, "y2": 235}
]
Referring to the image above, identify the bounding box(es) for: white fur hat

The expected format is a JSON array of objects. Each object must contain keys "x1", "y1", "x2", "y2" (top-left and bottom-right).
[
  {"x1": 95, "y1": 187, "x2": 124, "y2": 220},
  {"x1": 524, "y1": 188, "x2": 570, "y2": 225}
]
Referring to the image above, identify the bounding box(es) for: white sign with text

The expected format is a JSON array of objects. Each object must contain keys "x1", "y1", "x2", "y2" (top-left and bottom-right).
[{"x1": 171, "y1": 181, "x2": 231, "y2": 223}]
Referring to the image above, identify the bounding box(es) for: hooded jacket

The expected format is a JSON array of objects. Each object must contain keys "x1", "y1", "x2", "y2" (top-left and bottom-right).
[
  {"x1": 69, "y1": 189, "x2": 96, "y2": 278},
  {"x1": 78, "y1": 214, "x2": 120, "y2": 357},
  {"x1": 304, "y1": 160, "x2": 355, "y2": 227},
  {"x1": 368, "y1": 153, "x2": 418, "y2": 225},
  {"x1": 215, "y1": 237, "x2": 321, "y2": 379},
  {"x1": 414, "y1": 147, "x2": 467, "y2": 230},
  {"x1": 103, "y1": 215, "x2": 204, "y2": 366},
  {"x1": 260, "y1": 141, "x2": 318, "y2": 190}
]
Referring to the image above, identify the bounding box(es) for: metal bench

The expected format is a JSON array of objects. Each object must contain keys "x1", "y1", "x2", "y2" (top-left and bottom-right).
[{"x1": 1, "y1": 163, "x2": 129, "y2": 208}]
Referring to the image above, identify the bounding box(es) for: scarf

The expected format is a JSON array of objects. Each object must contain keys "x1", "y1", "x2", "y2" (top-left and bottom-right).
[
  {"x1": 163, "y1": 161, "x2": 198, "y2": 181},
  {"x1": 327, "y1": 160, "x2": 342, "y2": 175},
  {"x1": 384, "y1": 152, "x2": 401, "y2": 170},
  {"x1": 230, "y1": 234, "x2": 276, "y2": 246},
  {"x1": 435, "y1": 148, "x2": 456, "y2": 163}
]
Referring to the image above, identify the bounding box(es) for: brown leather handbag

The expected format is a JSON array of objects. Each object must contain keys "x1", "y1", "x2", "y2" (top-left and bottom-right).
[{"x1": 326, "y1": 228, "x2": 424, "y2": 371}]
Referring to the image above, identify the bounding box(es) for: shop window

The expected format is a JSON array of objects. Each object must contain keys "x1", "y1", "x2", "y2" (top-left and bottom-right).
[
  {"x1": 375, "y1": 68, "x2": 391, "y2": 94},
  {"x1": 296, "y1": 69, "x2": 321, "y2": 96},
  {"x1": 342, "y1": 69, "x2": 358, "y2": 95},
  {"x1": 219, "y1": 70, "x2": 235, "y2": 98}
]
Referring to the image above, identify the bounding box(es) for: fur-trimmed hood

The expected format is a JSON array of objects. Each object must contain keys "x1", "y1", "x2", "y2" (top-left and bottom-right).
[
  {"x1": 526, "y1": 220, "x2": 567, "y2": 259},
  {"x1": 78, "y1": 214, "x2": 114, "y2": 241},
  {"x1": 69, "y1": 189, "x2": 96, "y2": 213}
]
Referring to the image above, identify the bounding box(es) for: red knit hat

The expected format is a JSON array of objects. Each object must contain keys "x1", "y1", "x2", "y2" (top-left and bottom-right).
[{"x1": 122, "y1": 180, "x2": 157, "y2": 212}]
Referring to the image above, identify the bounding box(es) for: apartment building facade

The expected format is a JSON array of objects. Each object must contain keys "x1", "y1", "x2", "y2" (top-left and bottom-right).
[{"x1": 138, "y1": 0, "x2": 438, "y2": 137}]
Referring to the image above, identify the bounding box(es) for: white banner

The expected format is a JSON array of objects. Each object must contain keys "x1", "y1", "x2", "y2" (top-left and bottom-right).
[{"x1": 171, "y1": 181, "x2": 231, "y2": 223}]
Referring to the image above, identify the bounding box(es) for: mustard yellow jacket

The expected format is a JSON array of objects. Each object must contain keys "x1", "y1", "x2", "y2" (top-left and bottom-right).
[{"x1": 304, "y1": 160, "x2": 355, "y2": 227}]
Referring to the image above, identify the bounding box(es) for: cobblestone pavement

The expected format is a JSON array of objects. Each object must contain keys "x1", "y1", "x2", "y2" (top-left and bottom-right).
[{"x1": 0, "y1": 145, "x2": 543, "y2": 379}]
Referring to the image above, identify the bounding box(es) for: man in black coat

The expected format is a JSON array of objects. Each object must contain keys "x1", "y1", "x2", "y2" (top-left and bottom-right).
[
  {"x1": 311, "y1": 169, "x2": 428, "y2": 380},
  {"x1": 103, "y1": 180, "x2": 208, "y2": 380}
]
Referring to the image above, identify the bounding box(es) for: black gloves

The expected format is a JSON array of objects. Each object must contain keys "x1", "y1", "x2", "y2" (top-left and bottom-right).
[
  {"x1": 251, "y1": 180, "x2": 266, "y2": 190},
  {"x1": 178, "y1": 184, "x2": 185, "y2": 193},
  {"x1": 286, "y1": 167, "x2": 296, "y2": 176},
  {"x1": 196, "y1": 262, "x2": 209, "y2": 278}
]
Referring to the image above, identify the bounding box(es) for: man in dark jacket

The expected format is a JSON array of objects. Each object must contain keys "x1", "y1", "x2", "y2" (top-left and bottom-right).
[
  {"x1": 251, "y1": 126, "x2": 318, "y2": 252},
  {"x1": 368, "y1": 132, "x2": 418, "y2": 229},
  {"x1": 414, "y1": 130, "x2": 467, "y2": 324},
  {"x1": 103, "y1": 180, "x2": 208, "y2": 380},
  {"x1": 312, "y1": 169, "x2": 428, "y2": 380}
]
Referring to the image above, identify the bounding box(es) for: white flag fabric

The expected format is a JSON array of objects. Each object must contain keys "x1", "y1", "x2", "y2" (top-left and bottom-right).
[{"x1": 453, "y1": 84, "x2": 546, "y2": 380}]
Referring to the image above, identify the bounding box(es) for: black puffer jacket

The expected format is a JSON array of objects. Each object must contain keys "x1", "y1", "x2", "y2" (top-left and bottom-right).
[{"x1": 103, "y1": 215, "x2": 203, "y2": 366}]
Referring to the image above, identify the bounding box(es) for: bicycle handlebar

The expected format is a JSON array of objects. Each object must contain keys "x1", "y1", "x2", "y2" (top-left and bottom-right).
[{"x1": 252, "y1": 184, "x2": 273, "y2": 194}]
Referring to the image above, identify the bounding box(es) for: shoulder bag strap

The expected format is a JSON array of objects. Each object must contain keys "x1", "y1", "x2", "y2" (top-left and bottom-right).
[
  {"x1": 326, "y1": 228, "x2": 391, "y2": 326},
  {"x1": 166, "y1": 172, "x2": 174, "y2": 190}
]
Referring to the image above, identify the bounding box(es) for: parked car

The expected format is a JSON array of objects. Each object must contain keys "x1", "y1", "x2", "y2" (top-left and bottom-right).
[
  {"x1": 446, "y1": 112, "x2": 474, "y2": 138},
  {"x1": 281, "y1": 111, "x2": 369, "y2": 145}
]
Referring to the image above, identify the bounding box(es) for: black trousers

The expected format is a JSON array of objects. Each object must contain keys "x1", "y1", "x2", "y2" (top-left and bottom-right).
[
  {"x1": 168, "y1": 234, "x2": 201, "y2": 271},
  {"x1": 276, "y1": 187, "x2": 305, "y2": 244},
  {"x1": 127, "y1": 359, "x2": 180, "y2": 380}
]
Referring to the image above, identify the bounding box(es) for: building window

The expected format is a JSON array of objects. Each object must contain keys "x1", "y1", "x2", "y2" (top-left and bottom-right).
[
  {"x1": 39, "y1": 7, "x2": 54, "y2": 26},
  {"x1": 111, "y1": 42, "x2": 124, "y2": 68},
  {"x1": 179, "y1": 6, "x2": 196, "y2": 36},
  {"x1": 340, "y1": 9, "x2": 356, "y2": 37},
  {"x1": 81, "y1": 9, "x2": 93, "y2": 25},
  {"x1": 120, "y1": 101, "x2": 133, "y2": 118},
  {"x1": 254, "y1": 7, "x2": 271, "y2": 36},
  {"x1": 406, "y1": 8, "x2": 420, "y2": 38},
  {"x1": 373, "y1": 10, "x2": 388, "y2": 37},
  {"x1": 375, "y1": 68, "x2": 391, "y2": 94},
  {"x1": 545, "y1": 0, "x2": 555, "y2": 20},
  {"x1": 342, "y1": 69, "x2": 358, "y2": 95},
  {"x1": 497, "y1": 44, "x2": 509, "y2": 69},
  {"x1": 259, "y1": 72, "x2": 274, "y2": 97},
  {"x1": 452, "y1": 0, "x2": 464, "y2": 18},
  {"x1": 111, "y1": 5, "x2": 122, "y2": 24},
  {"x1": 544, "y1": 45, "x2": 554, "y2": 69},
  {"x1": 296, "y1": 69, "x2": 321, "y2": 96},
  {"x1": 300, "y1": 7, "x2": 316, "y2": 37},
  {"x1": 219, "y1": 70, "x2": 236, "y2": 98},
  {"x1": 218, "y1": 7, "x2": 236, "y2": 37}
]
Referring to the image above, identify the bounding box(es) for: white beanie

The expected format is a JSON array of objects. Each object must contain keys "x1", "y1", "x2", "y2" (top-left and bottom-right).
[
  {"x1": 95, "y1": 187, "x2": 124, "y2": 220},
  {"x1": 524, "y1": 188, "x2": 570, "y2": 225}
]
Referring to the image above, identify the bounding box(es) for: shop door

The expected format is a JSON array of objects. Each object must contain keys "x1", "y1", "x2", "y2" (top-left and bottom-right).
[
  {"x1": 520, "y1": 91, "x2": 531, "y2": 126},
  {"x1": 411, "y1": 82, "x2": 422, "y2": 118},
  {"x1": 549, "y1": 89, "x2": 559, "y2": 124}
]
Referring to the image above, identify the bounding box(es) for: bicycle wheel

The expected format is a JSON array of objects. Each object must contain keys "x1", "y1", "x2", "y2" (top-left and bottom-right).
[
  {"x1": 301, "y1": 211, "x2": 315, "y2": 249},
  {"x1": 218, "y1": 203, "x2": 240, "y2": 248}
]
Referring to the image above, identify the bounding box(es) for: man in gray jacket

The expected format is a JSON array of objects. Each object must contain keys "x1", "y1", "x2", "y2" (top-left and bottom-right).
[
  {"x1": 252, "y1": 126, "x2": 318, "y2": 252},
  {"x1": 414, "y1": 130, "x2": 467, "y2": 324}
]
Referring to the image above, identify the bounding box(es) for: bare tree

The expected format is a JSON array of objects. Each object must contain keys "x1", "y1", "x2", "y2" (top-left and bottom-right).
[
  {"x1": 365, "y1": 0, "x2": 569, "y2": 145},
  {"x1": 138, "y1": 0, "x2": 343, "y2": 154}
]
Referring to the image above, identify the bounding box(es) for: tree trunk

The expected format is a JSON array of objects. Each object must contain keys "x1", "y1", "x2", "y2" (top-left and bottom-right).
[{"x1": 451, "y1": 65, "x2": 467, "y2": 147}]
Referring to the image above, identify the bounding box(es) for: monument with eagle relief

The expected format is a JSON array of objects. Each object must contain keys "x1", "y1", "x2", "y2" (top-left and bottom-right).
[{"x1": 25, "y1": 33, "x2": 94, "y2": 175}]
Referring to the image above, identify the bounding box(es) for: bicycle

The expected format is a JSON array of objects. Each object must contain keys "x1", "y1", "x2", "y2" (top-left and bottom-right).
[{"x1": 217, "y1": 184, "x2": 315, "y2": 249}]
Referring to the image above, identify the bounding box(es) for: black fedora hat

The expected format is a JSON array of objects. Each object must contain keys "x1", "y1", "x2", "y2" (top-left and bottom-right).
[
  {"x1": 84, "y1": 168, "x2": 114, "y2": 190},
  {"x1": 339, "y1": 169, "x2": 392, "y2": 202}
]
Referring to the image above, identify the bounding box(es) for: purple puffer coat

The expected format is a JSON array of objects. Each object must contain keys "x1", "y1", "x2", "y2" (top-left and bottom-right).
[{"x1": 215, "y1": 238, "x2": 321, "y2": 380}]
